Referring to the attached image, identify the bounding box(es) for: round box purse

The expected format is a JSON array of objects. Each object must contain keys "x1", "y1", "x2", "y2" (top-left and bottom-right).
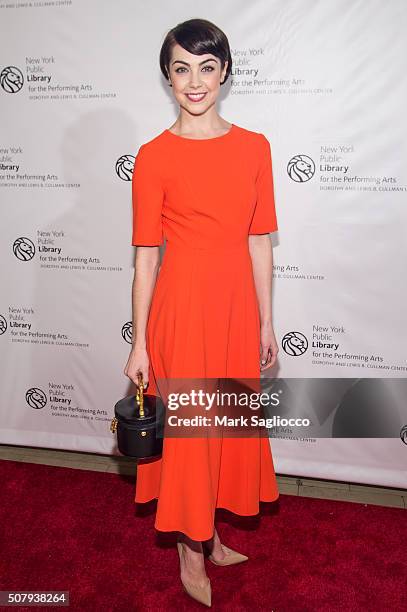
[{"x1": 110, "y1": 372, "x2": 165, "y2": 459}]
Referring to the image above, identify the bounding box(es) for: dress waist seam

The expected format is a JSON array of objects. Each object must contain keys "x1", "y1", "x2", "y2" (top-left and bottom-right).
[{"x1": 165, "y1": 239, "x2": 249, "y2": 252}]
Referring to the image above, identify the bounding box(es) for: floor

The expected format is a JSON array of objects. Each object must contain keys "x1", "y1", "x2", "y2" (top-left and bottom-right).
[{"x1": 1, "y1": 444, "x2": 405, "y2": 509}]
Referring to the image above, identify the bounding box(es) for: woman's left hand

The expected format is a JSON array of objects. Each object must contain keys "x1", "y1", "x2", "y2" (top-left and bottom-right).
[{"x1": 260, "y1": 322, "x2": 279, "y2": 370}]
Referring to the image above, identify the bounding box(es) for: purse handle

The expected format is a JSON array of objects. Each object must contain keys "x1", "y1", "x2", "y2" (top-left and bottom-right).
[{"x1": 136, "y1": 371, "x2": 145, "y2": 418}]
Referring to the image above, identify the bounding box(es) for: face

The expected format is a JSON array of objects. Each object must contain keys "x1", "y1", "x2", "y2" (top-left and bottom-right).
[{"x1": 167, "y1": 43, "x2": 228, "y2": 115}]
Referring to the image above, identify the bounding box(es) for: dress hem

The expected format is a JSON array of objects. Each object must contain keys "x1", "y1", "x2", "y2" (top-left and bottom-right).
[{"x1": 135, "y1": 493, "x2": 280, "y2": 541}]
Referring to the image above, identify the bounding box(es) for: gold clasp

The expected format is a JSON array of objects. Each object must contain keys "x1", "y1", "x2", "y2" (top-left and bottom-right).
[
  {"x1": 110, "y1": 417, "x2": 118, "y2": 433},
  {"x1": 136, "y1": 371, "x2": 145, "y2": 418}
]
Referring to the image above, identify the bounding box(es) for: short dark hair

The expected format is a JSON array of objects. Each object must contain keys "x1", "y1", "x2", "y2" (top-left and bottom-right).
[{"x1": 159, "y1": 18, "x2": 232, "y2": 85}]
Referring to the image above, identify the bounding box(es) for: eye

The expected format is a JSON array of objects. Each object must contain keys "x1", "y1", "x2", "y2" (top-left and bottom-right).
[{"x1": 174, "y1": 65, "x2": 215, "y2": 74}]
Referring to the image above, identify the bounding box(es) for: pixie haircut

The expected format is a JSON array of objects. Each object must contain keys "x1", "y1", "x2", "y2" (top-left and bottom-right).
[{"x1": 159, "y1": 18, "x2": 233, "y2": 86}]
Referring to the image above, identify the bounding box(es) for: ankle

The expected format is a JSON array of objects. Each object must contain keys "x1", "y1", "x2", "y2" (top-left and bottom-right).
[{"x1": 178, "y1": 533, "x2": 203, "y2": 554}]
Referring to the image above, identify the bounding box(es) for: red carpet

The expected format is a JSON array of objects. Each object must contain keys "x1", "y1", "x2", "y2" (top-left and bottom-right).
[{"x1": 0, "y1": 458, "x2": 405, "y2": 611}]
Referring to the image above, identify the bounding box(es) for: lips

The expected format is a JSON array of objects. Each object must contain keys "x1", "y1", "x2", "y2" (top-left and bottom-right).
[{"x1": 185, "y1": 92, "x2": 207, "y2": 102}]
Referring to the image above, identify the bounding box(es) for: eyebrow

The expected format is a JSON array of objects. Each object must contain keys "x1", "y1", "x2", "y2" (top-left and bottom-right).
[{"x1": 171, "y1": 58, "x2": 218, "y2": 66}]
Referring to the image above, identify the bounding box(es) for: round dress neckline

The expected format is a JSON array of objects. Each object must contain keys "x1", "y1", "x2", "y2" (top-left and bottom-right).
[{"x1": 164, "y1": 123, "x2": 236, "y2": 142}]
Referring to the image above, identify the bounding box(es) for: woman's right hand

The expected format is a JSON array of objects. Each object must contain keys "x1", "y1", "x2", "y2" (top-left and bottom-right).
[{"x1": 124, "y1": 345, "x2": 149, "y2": 388}]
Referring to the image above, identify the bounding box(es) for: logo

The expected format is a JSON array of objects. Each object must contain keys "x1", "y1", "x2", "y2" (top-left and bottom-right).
[
  {"x1": 13, "y1": 237, "x2": 35, "y2": 261},
  {"x1": 26, "y1": 387, "x2": 47, "y2": 409},
  {"x1": 121, "y1": 321, "x2": 133, "y2": 344},
  {"x1": 282, "y1": 331, "x2": 308, "y2": 356},
  {"x1": 400, "y1": 425, "x2": 407, "y2": 446},
  {"x1": 1, "y1": 66, "x2": 24, "y2": 93},
  {"x1": 287, "y1": 154, "x2": 315, "y2": 182},
  {"x1": 0, "y1": 315, "x2": 7, "y2": 335},
  {"x1": 116, "y1": 155, "x2": 135, "y2": 181}
]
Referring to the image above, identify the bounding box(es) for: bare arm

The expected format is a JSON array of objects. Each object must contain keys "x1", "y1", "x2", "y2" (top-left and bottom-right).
[
  {"x1": 124, "y1": 245, "x2": 160, "y2": 386},
  {"x1": 132, "y1": 246, "x2": 160, "y2": 347},
  {"x1": 248, "y1": 233, "x2": 279, "y2": 370}
]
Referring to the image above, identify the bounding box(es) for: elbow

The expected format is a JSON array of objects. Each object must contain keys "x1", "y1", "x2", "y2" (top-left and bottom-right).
[
  {"x1": 135, "y1": 245, "x2": 161, "y2": 272},
  {"x1": 248, "y1": 233, "x2": 271, "y2": 250}
]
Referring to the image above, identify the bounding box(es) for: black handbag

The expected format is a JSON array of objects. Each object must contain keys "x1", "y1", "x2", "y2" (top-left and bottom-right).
[{"x1": 110, "y1": 372, "x2": 165, "y2": 459}]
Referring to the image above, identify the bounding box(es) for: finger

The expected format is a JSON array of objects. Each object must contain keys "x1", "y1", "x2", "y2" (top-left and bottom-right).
[
  {"x1": 269, "y1": 348, "x2": 278, "y2": 367},
  {"x1": 263, "y1": 348, "x2": 275, "y2": 369},
  {"x1": 260, "y1": 346, "x2": 269, "y2": 366},
  {"x1": 133, "y1": 370, "x2": 142, "y2": 386}
]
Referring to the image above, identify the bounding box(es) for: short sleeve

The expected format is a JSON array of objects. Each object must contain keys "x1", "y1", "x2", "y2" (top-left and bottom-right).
[
  {"x1": 248, "y1": 134, "x2": 278, "y2": 235},
  {"x1": 131, "y1": 144, "x2": 164, "y2": 246}
]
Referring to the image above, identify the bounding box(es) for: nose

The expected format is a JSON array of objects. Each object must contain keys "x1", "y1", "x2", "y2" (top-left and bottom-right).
[{"x1": 188, "y1": 69, "x2": 203, "y2": 88}]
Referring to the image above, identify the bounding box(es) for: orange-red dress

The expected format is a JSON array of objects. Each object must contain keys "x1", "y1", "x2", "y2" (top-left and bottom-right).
[{"x1": 131, "y1": 123, "x2": 279, "y2": 541}]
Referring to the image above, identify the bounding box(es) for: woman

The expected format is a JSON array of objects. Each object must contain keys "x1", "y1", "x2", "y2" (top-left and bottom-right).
[{"x1": 124, "y1": 18, "x2": 279, "y2": 607}]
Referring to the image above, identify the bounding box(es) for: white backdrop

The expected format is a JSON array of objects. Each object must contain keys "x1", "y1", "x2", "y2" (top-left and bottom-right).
[{"x1": 1, "y1": 0, "x2": 406, "y2": 488}]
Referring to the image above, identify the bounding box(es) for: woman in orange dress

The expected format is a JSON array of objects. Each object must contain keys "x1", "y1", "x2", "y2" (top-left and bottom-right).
[{"x1": 124, "y1": 18, "x2": 279, "y2": 607}]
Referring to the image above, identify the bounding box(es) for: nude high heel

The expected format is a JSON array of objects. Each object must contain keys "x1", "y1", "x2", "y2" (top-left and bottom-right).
[
  {"x1": 177, "y1": 541, "x2": 212, "y2": 607},
  {"x1": 207, "y1": 543, "x2": 249, "y2": 566}
]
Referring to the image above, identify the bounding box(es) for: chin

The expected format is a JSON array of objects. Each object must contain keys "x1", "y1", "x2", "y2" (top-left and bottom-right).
[{"x1": 180, "y1": 103, "x2": 210, "y2": 115}]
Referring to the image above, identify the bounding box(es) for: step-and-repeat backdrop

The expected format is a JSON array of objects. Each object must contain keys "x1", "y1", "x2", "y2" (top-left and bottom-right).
[{"x1": 1, "y1": 0, "x2": 406, "y2": 488}]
